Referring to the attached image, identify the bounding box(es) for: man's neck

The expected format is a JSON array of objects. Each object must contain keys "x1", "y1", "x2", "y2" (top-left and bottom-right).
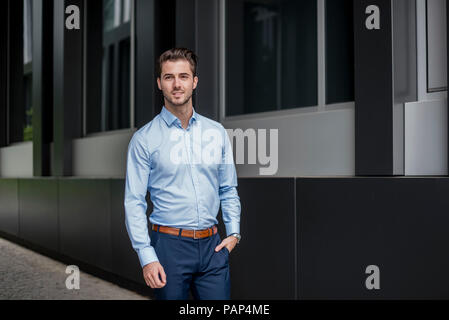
[{"x1": 164, "y1": 102, "x2": 193, "y2": 129}]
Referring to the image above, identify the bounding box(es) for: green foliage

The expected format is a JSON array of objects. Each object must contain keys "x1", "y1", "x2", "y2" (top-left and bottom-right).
[
  {"x1": 23, "y1": 107, "x2": 33, "y2": 142},
  {"x1": 23, "y1": 125, "x2": 33, "y2": 141}
]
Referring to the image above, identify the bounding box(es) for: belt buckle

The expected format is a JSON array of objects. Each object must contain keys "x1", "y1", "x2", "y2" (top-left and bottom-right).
[{"x1": 193, "y1": 229, "x2": 199, "y2": 239}]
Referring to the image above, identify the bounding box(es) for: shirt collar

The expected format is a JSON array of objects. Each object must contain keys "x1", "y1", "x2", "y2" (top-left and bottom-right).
[{"x1": 161, "y1": 106, "x2": 198, "y2": 127}]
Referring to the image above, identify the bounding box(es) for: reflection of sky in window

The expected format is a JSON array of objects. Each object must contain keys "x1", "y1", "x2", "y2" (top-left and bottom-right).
[
  {"x1": 23, "y1": 0, "x2": 32, "y2": 64},
  {"x1": 104, "y1": 0, "x2": 119, "y2": 31},
  {"x1": 104, "y1": 0, "x2": 131, "y2": 32},
  {"x1": 123, "y1": 0, "x2": 131, "y2": 22}
]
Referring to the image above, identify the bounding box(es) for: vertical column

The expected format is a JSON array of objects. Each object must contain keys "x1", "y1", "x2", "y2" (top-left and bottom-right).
[
  {"x1": 53, "y1": 0, "x2": 83, "y2": 176},
  {"x1": 85, "y1": 0, "x2": 103, "y2": 134},
  {"x1": 8, "y1": 0, "x2": 24, "y2": 144},
  {"x1": 135, "y1": 0, "x2": 156, "y2": 127},
  {"x1": 354, "y1": 0, "x2": 394, "y2": 175},
  {"x1": 196, "y1": 0, "x2": 219, "y2": 121},
  {"x1": 33, "y1": 0, "x2": 54, "y2": 176},
  {"x1": 176, "y1": 0, "x2": 196, "y2": 50},
  {"x1": 0, "y1": 1, "x2": 8, "y2": 147}
]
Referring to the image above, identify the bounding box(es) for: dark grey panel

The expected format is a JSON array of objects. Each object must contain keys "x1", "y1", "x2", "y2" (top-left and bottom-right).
[
  {"x1": 297, "y1": 178, "x2": 449, "y2": 299},
  {"x1": 8, "y1": 0, "x2": 24, "y2": 144},
  {"x1": 135, "y1": 0, "x2": 156, "y2": 126},
  {"x1": 32, "y1": 0, "x2": 53, "y2": 176},
  {"x1": 0, "y1": 179, "x2": 19, "y2": 236},
  {"x1": 175, "y1": 0, "x2": 195, "y2": 49},
  {"x1": 230, "y1": 178, "x2": 296, "y2": 299},
  {"x1": 18, "y1": 179, "x2": 58, "y2": 251},
  {"x1": 85, "y1": 0, "x2": 103, "y2": 134},
  {"x1": 110, "y1": 179, "x2": 152, "y2": 287},
  {"x1": 0, "y1": 2, "x2": 7, "y2": 147},
  {"x1": 52, "y1": 0, "x2": 83, "y2": 176},
  {"x1": 195, "y1": 0, "x2": 219, "y2": 121},
  {"x1": 354, "y1": 0, "x2": 393, "y2": 175},
  {"x1": 58, "y1": 179, "x2": 112, "y2": 271}
]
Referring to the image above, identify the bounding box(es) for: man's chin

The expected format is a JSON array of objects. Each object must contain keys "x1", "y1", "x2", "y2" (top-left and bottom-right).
[
  {"x1": 170, "y1": 101, "x2": 188, "y2": 107},
  {"x1": 166, "y1": 97, "x2": 192, "y2": 107}
]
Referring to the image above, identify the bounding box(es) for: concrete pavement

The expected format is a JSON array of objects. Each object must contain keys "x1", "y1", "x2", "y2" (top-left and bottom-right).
[{"x1": 0, "y1": 237, "x2": 150, "y2": 300}]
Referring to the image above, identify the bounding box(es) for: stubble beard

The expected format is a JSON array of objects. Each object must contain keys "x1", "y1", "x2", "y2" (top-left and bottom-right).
[{"x1": 164, "y1": 91, "x2": 193, "y2": 108}]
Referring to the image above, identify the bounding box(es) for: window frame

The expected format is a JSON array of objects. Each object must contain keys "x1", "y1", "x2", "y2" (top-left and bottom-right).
[
  {"x1": 82, "y1": 0, "x2": 136, "y2": 137},
  {"x1": 424, "y1": 0, "x2": 447, "y2": 94},
  {"x1": 219, "y1": 0, "x2": 355, "y2": 122},
  {"x1": 416, "y1": 0, "x2": 447, "y2": 101}
]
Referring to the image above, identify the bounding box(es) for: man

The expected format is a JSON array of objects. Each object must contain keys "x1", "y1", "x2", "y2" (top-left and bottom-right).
[{"x1": 124, "y1": 48, "x2": 241, "y2": 300}]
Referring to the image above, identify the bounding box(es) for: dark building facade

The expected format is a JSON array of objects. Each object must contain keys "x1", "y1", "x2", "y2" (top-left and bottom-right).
[{"x1": 1, "y1": 0, "x2": 449, "y2": 299}]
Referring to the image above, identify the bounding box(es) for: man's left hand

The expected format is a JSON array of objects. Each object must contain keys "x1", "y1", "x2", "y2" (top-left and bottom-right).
[{"x1": 215, "y1": 236, "x2": 238, "y2": 254}]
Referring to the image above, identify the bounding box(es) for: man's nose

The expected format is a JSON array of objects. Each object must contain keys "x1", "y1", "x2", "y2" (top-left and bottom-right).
[{"x1": 173, "y1": 77, "x2": 181, "y2": 88}]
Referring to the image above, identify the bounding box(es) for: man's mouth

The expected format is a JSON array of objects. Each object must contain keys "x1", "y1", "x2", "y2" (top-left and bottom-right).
[{"x1": 173, "y1": 92, "x2": 184, "y2": 97}]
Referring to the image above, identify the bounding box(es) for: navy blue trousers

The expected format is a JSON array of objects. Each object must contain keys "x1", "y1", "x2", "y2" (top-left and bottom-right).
[{"x1": 151, "y1": 228, "x2": 231, "y2": 300}]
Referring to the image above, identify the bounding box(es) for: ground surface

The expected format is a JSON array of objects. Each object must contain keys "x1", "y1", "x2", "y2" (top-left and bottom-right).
[{"x1": 0, "y1": 237, "x2": 150, "y2": 300}]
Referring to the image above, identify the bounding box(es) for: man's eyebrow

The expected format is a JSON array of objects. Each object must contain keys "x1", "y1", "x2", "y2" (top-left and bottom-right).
[{"x1": 162, "y1": 73, "x2": 191, "y2": 77}]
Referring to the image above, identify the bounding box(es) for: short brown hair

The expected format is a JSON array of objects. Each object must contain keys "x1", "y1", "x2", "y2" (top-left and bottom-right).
[{"x1": 157, "y1": 48, "x2": 198, "y2": 78}]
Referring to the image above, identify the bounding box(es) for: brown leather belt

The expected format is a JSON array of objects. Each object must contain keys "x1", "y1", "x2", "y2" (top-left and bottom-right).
[{"x1": 152, "y1": 224, "x2": 218, "y2": 239}]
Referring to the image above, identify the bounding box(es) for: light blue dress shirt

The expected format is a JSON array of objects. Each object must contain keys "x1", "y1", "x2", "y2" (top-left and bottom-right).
[{"x1": 124, "y1": 106, "x2": 241, "y2": 267}]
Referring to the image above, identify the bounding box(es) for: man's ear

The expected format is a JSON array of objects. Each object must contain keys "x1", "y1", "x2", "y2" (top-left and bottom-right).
[
  {"x1": 193, "y1": 76, "x2": 198, "y2": 90},
  {"x1": 157, "y1": 77, "x2": 161, "y2": 90}
]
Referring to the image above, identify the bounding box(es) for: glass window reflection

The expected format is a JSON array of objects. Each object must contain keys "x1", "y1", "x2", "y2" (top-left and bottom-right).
[{"x1": 226, "y1": 0, "x2": 318, "y2": 116}]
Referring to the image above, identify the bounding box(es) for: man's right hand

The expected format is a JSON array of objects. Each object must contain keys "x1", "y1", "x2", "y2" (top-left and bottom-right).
[{"x1": 142, "y1": 261, "x2": 167, "y2": 288}]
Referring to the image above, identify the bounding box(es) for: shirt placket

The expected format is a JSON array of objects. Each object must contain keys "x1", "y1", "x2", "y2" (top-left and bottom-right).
[{"x1": 183, "y1": 125, "x2": 201, "y2": 228}]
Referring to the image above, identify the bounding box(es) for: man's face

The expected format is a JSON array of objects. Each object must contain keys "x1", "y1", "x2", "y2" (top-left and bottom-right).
[{"x1": 157, "y1": 59, "x2": 198, "y2": 107}]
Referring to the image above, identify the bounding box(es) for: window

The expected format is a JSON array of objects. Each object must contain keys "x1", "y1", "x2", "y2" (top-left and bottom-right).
[
  {"x1": 426, "y1": 0, "x2": 447, "y2": 92},
  {"x1": 226, "y1": 0, "x2": 317, "y2": 116},
  {"x1": 101, "y1": 0, "x2": 131, "y2": 132},
  {"x1": 86, "y1": 0, "x2": 133, "y2": 134},
  {"x1": 22, "y1": 0, "x2": 33, "y2": 142},
  {"x1": 325, "y1": 0, "x2": 354, "y2": 104},
  {"x1": 225, "y1": 0, "x2": 354, "y2": 117}
]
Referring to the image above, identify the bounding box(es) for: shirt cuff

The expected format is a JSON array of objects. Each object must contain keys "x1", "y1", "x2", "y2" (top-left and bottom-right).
[
  {"x1": 138, "y1": 246, "x2": 159, "y2": 268},
  {"x1": 225, "y1": 221, "x2": 240, "y2": 237}
]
